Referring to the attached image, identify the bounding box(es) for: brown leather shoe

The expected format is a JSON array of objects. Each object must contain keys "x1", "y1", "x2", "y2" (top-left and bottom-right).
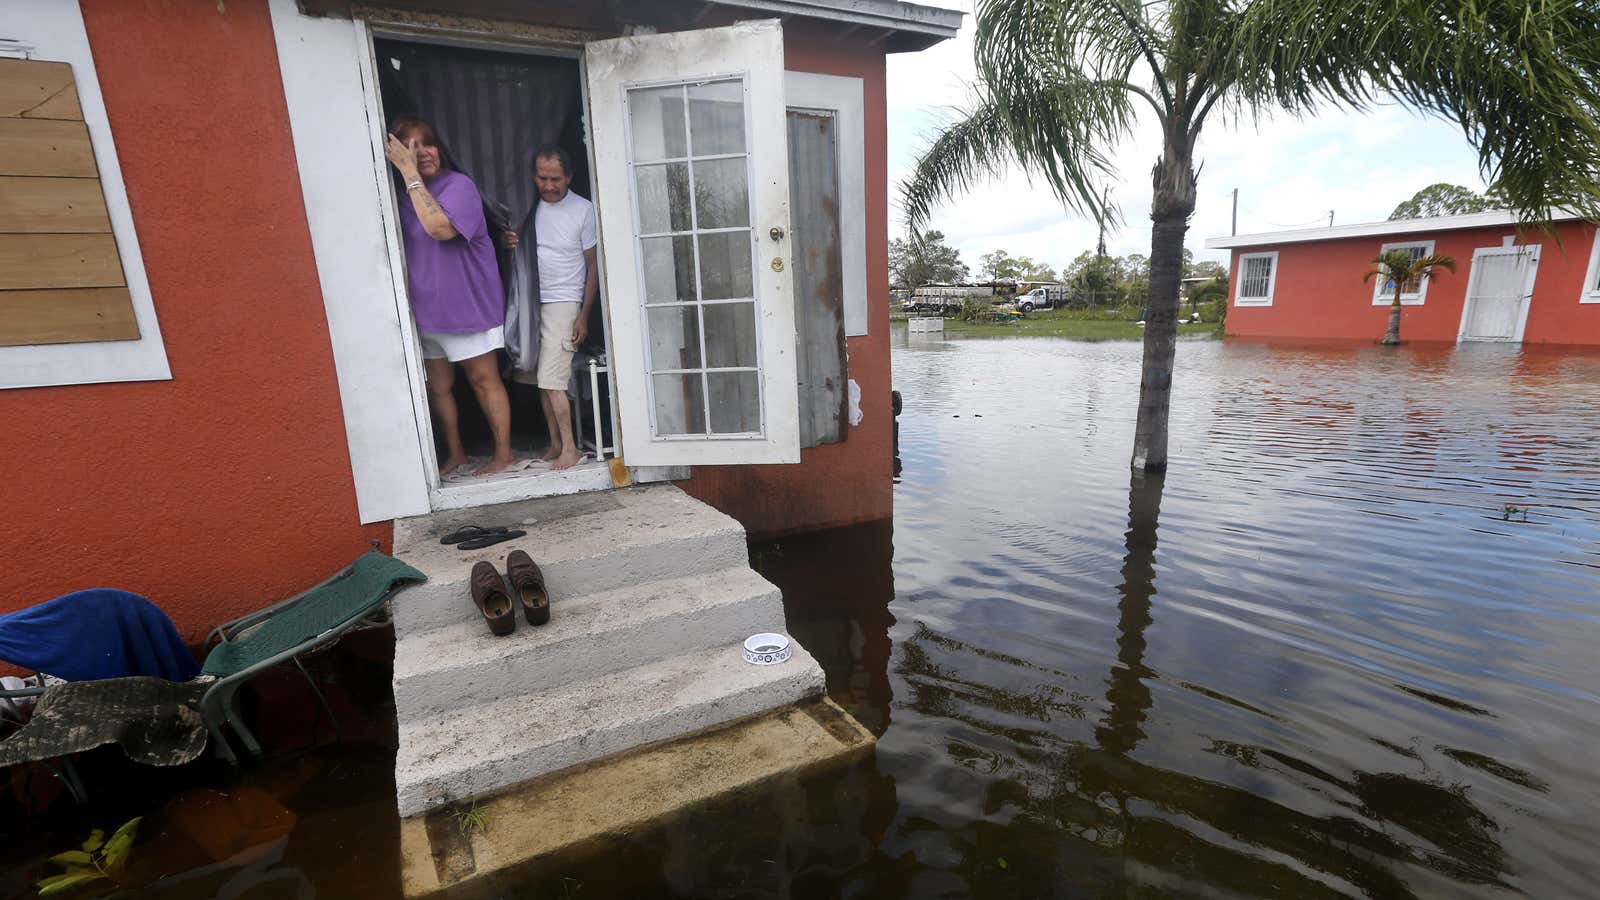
[
  {"x1": 469, "y1": 561, "x2": 515, "y2": 636},
  {"x1": 505, "y1": 550, "x2": 549, "y2": 626}
]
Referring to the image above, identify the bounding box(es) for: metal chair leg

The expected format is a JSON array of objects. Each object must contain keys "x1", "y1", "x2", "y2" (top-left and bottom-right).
[{"x1": 293, "y1": 656, "x2": 342, "y2": 742}]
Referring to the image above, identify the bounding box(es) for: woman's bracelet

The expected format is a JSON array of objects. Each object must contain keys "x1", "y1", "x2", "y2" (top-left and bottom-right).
[{"x1": 406, "y1": 180, "x2": 424, "y2": 192}]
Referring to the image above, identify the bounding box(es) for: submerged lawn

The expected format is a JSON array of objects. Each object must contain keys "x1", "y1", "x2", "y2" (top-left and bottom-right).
[{"x1": 933, "y1": 308, "x2": 1220, "y2": 341}]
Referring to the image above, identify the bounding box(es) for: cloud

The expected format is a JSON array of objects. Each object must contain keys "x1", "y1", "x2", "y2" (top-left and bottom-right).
[{"x1": 886, "y1": 3, "x2": 1490, "y2": 271}]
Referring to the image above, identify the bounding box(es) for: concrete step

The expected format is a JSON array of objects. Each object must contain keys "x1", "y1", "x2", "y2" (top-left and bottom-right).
[
  {"x1": 395, "y1": 641, "x2": 825, "y2": 817},
  {"x1": 392, "y1": 566, "x2": 784, "y2": 720},
  {"x1": 391, "y1": 485, "x2": 749, "y2": 638}
]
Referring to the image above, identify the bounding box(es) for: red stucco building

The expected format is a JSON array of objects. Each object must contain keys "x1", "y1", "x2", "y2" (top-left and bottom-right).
[
  {"x1": 1207, "y1": 211, "x2": 1600, "y2": 345},
  {"x1": 1, "y1": 0, "x2": 959, "y2": 640}
]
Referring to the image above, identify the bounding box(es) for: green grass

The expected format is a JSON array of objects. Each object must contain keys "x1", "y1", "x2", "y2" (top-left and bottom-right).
[{"x1": 933, "y1": 308, "x2": 1221, "y2": 341}]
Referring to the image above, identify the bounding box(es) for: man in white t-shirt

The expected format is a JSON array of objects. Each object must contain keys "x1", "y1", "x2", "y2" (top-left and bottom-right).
[{"x1": 523, "y1": 145, "x2": 597, "y2": 470}]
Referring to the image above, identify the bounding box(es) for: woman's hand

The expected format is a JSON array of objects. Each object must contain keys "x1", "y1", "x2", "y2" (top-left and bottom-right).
[
  {"x1": 384, "y1": 133, "x2": 419, "y2": 180},
  {"x1": 500, "y1": 230, "x2": 519, "y2": 250}
]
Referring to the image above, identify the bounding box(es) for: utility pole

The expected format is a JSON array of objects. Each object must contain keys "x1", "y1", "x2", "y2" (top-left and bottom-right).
[
  {"x1": 1328, "y1": 210, "x2": 1335, "y2": 227},
  {"x1": 1096, "y1": 185, "x2": 1110, "y2": 259},
  {"x1": 1231, "y1": 187, "x2": 1238, "y2": 236}
]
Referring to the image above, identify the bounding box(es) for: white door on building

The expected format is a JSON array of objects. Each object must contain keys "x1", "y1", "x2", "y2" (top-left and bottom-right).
[
  {"x1": 1459, "y1": 245, "x2": 1539, "y2": 342},
  {"x1": 584, "y1": 21, "x2": 801, "y2": 467}
]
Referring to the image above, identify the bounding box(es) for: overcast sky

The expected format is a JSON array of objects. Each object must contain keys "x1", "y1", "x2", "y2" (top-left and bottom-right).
[{"x1": 885, "y1": 2, "x2": 1493, "y2": 272}]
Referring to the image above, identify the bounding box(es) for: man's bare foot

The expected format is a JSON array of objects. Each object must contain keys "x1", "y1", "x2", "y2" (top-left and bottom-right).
[
  {"x1": 550, "y1": 450, "x2": 583, "y2": 471},
  {"x1": 539, "y1": 445, "x2": 562, "y2": 462},
  {"x1": 440, "y1": 455, "x2": 470, "y2": 477},
  {"x1": 476, "y1": 454, "x2": 517, "y2": 476}
]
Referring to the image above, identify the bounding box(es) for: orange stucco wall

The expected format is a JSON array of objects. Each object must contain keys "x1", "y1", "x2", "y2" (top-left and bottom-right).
[
  {"x1": 1226, "y1": 221, "x2": 1600, "y2": 345},
  {"x1": 0, "y1": 0, "x2": 387, "y2": 643},
  {"x1": 676, "y1": 20, "x2": 896, "y2": 538}
]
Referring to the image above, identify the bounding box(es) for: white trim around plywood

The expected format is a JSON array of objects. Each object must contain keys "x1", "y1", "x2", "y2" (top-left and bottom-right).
[
  {"x1": 1232, "y1": 250, "x2": 1277, "y2": 306},
  {"x1": 1581, "y1": 228, "x2": 1600, "y2": 304},
  {"x1": 1370, "y1": 239, "x2": 1436, "y2": 306},
  {"x1": 784, "y1": 71, "x2": 867, "y2": 337},
  {"x1": 1, "y1": 1, "x2": 170, "y2": 390},
  {"x1": 268, "y1": 0, "x2": 432, "y2": 523},
  {"x1": 1457, "y1": 244, "x2": 1540, "y2": 343}
]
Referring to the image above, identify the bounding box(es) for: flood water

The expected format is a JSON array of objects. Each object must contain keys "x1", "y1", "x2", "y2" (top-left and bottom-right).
[{"x1": 6, "y1": 333, "x2": 1599, "y2": 898}]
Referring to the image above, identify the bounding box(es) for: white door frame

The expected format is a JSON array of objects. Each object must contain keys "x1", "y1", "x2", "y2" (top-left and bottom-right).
[
  {"x1": 354, "y1": 25, "x2": 624, "y2": 510},
  {"x1": 1457, "y1": 243, "x2": 1540, "y2": 343}
]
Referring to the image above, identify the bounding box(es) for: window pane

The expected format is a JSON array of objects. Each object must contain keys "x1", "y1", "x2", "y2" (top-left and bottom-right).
[
  {"x1": 646, "y1": 304, "x2": 702, "y2": 371},
  {"x1": 1241, "y1": 257, "x2": 1271, "y2": 297},
  {"x1": 652, "y1": 373, "x2": 706, "y2": 436},
  {"x1": 707, "y1": 371, "x2": 760, "y2": 434},
  {"x1": 698, "y1": 231, "x2": 753, "y2": 300},
  {"x1": 636, "y1": 163, "x2": 691, "y2": 234},
  {"x1": 693, "y1": 157, "x2": 750, "y2": 229},
  {"x1": 703, "y1": 301, "x2": 757, "y2": 368},
  {"x1": 688, "y1": 80, "x2": 745, "y2": 155},
  {"x1": 641, "y1": 236, "x2": 697, "y2": 303},
  {"x1": 629, "y1": 85, "x2": 687, "y2": 161}
]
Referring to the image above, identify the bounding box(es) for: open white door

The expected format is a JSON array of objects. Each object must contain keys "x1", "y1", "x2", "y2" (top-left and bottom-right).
[{"x1": 585, "y1": 21, "x2": 800, "y2": 467}]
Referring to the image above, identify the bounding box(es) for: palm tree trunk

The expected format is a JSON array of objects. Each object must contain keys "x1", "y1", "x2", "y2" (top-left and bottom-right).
[
  {"x1": 1381, "y1": 292, "x2": 1402, "y2": 344},
  {"x1": 1131, "y1": 135, "x2": 1197, "y2": 472}
]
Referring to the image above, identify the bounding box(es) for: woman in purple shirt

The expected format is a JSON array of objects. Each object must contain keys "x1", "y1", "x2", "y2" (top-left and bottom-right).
[{"x1": 384, "y1": 116, "x2": 514, "y2": 476}]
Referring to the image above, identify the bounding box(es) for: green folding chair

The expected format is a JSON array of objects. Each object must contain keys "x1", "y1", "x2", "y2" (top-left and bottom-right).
[{"x1": 197, "y1": 550, "x2": 425, "y2": 763}]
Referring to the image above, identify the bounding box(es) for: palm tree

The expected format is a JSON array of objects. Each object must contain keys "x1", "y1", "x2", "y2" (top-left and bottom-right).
[
  {"x1": 1365, "y1": 249, "x2": 1456, "y2": 345},
  {"x1": 901, "y1": 0, "x2": 1600, "y2": 472}
]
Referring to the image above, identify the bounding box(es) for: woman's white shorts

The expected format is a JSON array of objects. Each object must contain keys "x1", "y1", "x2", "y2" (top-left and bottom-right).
[{"x1": 419, "y1": 326, "x2": 504, "y2": 363}]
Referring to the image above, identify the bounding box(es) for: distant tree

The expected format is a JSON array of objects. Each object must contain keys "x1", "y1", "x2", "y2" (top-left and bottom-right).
[
  {"x1": 979, "y1": 249, "x2": 1060, "y2": 282},
  {"x1": 890, "y1": 230, "x2": 968, "y2": 288},
  {"x1": 1021, "y1": 260, "x2": 1060, "y2": 282},
  {"x1": 1066, "y1": 252, "x2": 1123, "y2": 306},
  {"x1": 1186, "y1": 259, "x2": 1226, "y2": 280},
  {"x1": 1389, "y1": 183, "x2": 1495, "y2": 220},
  {"x1": 1365, "y1": 249, "x2": 1456, "y2": 344}
]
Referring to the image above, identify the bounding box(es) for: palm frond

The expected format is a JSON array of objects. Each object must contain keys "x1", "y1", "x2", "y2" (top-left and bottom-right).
[
  {"x1": 899, "y1": 75, "x2": 1135, "y2": 235},
  {"x1": 1227, "y1": 0, "x2": 1600, "y2": 225}
]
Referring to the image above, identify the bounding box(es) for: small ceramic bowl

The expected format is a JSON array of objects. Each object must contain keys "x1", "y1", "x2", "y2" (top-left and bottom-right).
[{"x1": 742, "y1": 632, "x2": 792, "y2": 666}]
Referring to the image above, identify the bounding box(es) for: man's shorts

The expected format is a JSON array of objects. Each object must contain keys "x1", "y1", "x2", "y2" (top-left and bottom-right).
[
  {"x1": 535, "y1": 301, "x2": 582, "y2": 390},
  {"x1": 419, "y1": 325, "x2": 504, "y2": 363}
]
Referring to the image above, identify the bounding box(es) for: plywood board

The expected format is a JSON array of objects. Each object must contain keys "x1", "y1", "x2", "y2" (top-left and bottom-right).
[
  {"x1": 0, "y1": 287, "x2": 139, "y2": 346},
  {"x1": 0, "y1": 233, "x2": 126, "y2": 289},
  {"x1": 0, "y1": 176, "x2": 111, "y2": 233},
  {"x1": 0, "y1": 118, "x2": 97, "y2": 177},
  {"x1": 787, "y1": 109, "x2": 847, "y2": 448},
  {"x1": 0, "y1": 59, "x2": 82, "y2": 121}
]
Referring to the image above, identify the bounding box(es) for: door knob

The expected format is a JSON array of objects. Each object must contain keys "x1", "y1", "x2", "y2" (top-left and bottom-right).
[{"x1": 769, "y1": 226, "x2": 785, "y2": 241}]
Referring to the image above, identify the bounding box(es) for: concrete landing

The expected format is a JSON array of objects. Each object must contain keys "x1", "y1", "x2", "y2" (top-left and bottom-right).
[
  {"x1": 390, "y1": 484, "x2": 831, "y2": 818},
  {"x1": 399, "y1": 698, "x2": 874, "y2": 900}
]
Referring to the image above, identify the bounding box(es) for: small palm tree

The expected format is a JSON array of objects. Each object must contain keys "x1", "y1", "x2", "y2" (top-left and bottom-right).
[{"x1": 1364, "y1": 250, "x2": 1455, "y2": 345}]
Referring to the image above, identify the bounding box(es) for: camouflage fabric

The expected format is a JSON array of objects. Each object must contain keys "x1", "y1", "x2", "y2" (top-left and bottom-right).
[{"x1": 0, "y1": 677, "x2": 208, "y2": 767}]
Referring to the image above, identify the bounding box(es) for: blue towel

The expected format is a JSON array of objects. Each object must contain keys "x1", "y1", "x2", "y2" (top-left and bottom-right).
[{"x1": 0, "y1": 589, "x2": 199, "y2": 683}]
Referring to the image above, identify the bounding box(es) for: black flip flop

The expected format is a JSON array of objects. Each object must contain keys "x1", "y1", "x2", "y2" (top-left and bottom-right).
[
  {"x1": 456, "y1": 530, "x2": 527, "y2": 550},
  {"x1": 440, "y1": 525, "x2": 512, "y2": 545}
]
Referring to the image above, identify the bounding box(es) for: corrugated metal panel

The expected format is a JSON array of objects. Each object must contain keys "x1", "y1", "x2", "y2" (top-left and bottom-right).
[{"x1": 787, "y1": 109, "x2": 848, "y2": 449}]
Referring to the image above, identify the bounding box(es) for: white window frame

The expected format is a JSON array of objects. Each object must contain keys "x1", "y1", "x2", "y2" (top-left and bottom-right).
[
  {"x1": 1580, "y1": 229, "x2": 1600, "y2": 304},
  {"x1": 1, "y1": 0, "x2": 170, "y2": 390},
  {"x1": 784, "y1": 71, "x2": 867, "y2": 336},
  {"x1": 1370, "y1": 239, "x2": 1436, "y2": 306},
  {"x1": 1233, "y1": 251, "x2": 1278, "y2": 306}
]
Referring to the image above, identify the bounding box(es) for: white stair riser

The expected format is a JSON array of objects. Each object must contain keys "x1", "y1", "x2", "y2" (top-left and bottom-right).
[
  {"x1": 394, "y1": 527, "x2": 749, "y2": 636},
  {"x1": 393, "y1": 589, "x2": 784, "y2": 719},
  {"x1": 395, "y1": 664, "x2": 823, "y2": 817}
]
